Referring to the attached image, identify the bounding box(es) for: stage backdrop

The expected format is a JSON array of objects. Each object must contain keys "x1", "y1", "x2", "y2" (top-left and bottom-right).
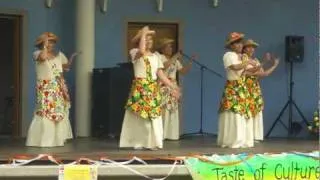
[{"x1": 0, "y1": 0, "x2": 317, "y2": 137}]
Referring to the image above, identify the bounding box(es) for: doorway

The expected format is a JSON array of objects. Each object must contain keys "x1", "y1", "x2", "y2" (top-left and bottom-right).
[{"x1": 0, "y1": 14, "x2": 22, "y2": 137}]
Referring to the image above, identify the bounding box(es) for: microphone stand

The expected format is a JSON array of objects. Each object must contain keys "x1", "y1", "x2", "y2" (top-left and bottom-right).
[{"x1": 179, "y1": 52, "x2": 223, "y2": 139}]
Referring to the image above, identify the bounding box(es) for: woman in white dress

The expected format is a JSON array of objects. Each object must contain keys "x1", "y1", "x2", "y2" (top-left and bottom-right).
[
  {"x1": 26, "y1": 32, "x2": 74, "y2": 147},
  {"x1": 158, "y1": 38, "x2": 192, "y2": 140},
  {"x1": 217, "y1": 32, "x2": 258, "y2": 148},
  {"x1": 119, "y1": 26, "x2": 181, "y2": 150},
  {"x1": 242, "y1": 39, "x2": 279, "y2": 142}
]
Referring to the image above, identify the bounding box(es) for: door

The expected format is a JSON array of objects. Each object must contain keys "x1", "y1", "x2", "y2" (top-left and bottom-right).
[{"x1": 0, "y1": 14, "x2": 22, "y2": 137}]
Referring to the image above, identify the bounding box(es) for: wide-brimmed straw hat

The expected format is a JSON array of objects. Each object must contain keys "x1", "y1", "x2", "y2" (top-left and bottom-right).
[
  {"x1": 131, "y1": 27, "x2": 155, "y2": 44},
  {"x1": 225, "y1": 32, "x2": 244, "y2": 48},
  {"x1": 243, "y1": 39, "x2": 259, "y2": 48},
  {"x1": 35, "y1": 32, "x2": 58, "y2": 46},
  {"x1": 158, "y1": 38, "x2": 174, "y2": 49}
]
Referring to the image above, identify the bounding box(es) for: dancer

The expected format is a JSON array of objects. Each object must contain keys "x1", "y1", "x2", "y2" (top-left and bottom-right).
[
  {"x1": 119, "y1": 26, "x2": 181, "y2": 150},
  {"x1": 26, "y1": 32, "x2": 76, "y2": 147},
  {"x1": 242, "y1": 39, "x2": 279, "y2": 142},
  {"x1": 158, "y1": 38, "x2": 192, "y2": 140},
  {"x1": 217, "y1": 32, "x2": 258, "y2": 148}
]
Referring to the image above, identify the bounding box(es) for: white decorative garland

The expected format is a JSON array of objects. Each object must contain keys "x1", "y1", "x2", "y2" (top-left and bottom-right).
[{"x1": 0, "y1": 154, "x2": 182, "y2": 180}]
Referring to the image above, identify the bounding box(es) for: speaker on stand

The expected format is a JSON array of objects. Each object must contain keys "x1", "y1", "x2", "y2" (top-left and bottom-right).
[
  {"x1": 266, "y1": 36, "x2": 309, "y2": 138},
  {"x1": 285, "y1": 36, "x2": 304, "y2": 63}
]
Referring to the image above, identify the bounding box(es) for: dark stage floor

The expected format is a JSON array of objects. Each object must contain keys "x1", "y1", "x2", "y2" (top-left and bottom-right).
[{"x1": 0, "y1": 136, "x2": 318, "y2": 161}]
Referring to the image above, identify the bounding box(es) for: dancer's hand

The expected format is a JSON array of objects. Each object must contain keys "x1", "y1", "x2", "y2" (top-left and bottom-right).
[
  {"x1": 247, "y1": 60, "x2": 260, "y2": 71},
  {"x1": 141, "y1": 26, "x2": 149, "y2": 33},
  {"x1": 43, "y1": 35, "x2": 49, "y2": 50},
  {"x1": 141, "y1": 26, "x2": 155, "y2": 35},
  {"x1": 248, "y1": 60, "x2": 258, "y2": 66},
  {"x1": 263, "y1": 52, "x2": 272, "y2": 61},
  {"x1": 38, "y1": 37, "x2": 50, "y2": 61},
  {"x1": 273, "y1": 58, "x2": 280, "y2": 67},
  {"x1": 189, "y1": 54, "x2": 197, "y2": 64},
  {"x1": 148, "y1": 30, "x2": 156, "y2": 35},
  {"x1": 70, "y1": 51, "x2": 82, "y2": 58},
  {"x1": 191, "y1": 54, "x2": 197, "y2": 60}
]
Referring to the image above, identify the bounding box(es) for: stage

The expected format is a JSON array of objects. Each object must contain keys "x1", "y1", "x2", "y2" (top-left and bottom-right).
[
  {"x1": 0, "y1": 136, "x2": 318, "y2": 161},
  {"x1": 0, "y1": 136, "x2": 318, "y2": 179}
]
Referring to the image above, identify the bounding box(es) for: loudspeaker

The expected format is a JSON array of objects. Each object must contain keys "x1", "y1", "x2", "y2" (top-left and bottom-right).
[
  {"x1": 91, "y1": 63, "x2": 133, "y2": 138},
  {"x1": 285, "y1": 36, "x2": 304, "y2": 63}
]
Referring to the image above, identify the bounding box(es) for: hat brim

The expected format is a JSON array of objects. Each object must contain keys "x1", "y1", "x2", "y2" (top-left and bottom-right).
[
  {"x1": 225, "y1": 35, "x2": 244, "y2": 48},
  {"x1": 35, "y1": 37, "x2": 57, "y2": 46},
  {"x1": 131, "y1": 30, "x2": 155, "y2": 44},
  {"x1": 35, "y1": 33, "x2": 58, "y2": 46},
  {"x1": 159, "y1": 39, "x2": 174, "y2": 48},
  {"x1": 243, "y1": 42, "x2": 259, "y2": 48}
]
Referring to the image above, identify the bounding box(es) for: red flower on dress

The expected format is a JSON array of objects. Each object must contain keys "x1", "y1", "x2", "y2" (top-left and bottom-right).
[{"x1": 144, "y1": 106, "x2": 151, "y2": 112}]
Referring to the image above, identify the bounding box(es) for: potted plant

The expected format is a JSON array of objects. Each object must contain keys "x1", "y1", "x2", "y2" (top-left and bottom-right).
[{"x1": 308, "y1": 110, "x2": 319, "y2": 139}]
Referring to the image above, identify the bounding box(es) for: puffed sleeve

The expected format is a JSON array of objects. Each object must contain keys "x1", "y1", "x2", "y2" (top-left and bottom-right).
[
  {"x1": 129, "y1": 48, "x2": 139, "y2": 62},
  {"x1": 155, "y1": 52, "x2": 164, "y2": 69},
  {"x1": 223, "y1": 52, "x2": 240, "y2": 69},
  {"x1": 59, "y1": 52, "x2": 68, "y2": 65}
]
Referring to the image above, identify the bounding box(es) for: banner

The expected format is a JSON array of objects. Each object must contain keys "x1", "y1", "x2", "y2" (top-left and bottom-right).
[
  {"x1": 58, "y1": 165, "x2": 98, "y2": 180},
  {"x1": 184, "y1": 152, "x2": 320, "y2": 180}
]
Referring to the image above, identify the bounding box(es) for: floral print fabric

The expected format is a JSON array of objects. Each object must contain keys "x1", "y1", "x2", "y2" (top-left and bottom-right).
[
  {"x1": 126, "y1": 57, "x2": 162, "y2": 119},
  {"x1": 219, "y1": 79, "x2": 251, "y2": 119},
  {"x1": 59, "y1": 77, "x2": 71, "y2": 104},
  {"x1": 244, "y1": 74, "x2": 264, "y2": 118},
  {"x1": 34, "y1": 54, "x2": 70, "y2": 122},
  {"x1": 35, "y1": 78, "x2": 68, "y2": 122},
  {"x1": 160, "y1": 79, "x2": 179, "y2": 112}
]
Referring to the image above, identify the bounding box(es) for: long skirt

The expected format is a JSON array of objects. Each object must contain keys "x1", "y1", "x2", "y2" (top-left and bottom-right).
[
  {"x1": 245, "y1": 76, "x2": 264, "y2": 141},
  {"x1": 217, "y1": 79, "x2": 254, "y2": 148},
  {"x1": 217, "y1": 112, "x2": 254, "y2": 148},
  {"x1": 160, "y1": 79, "x2": 180, "y2": 140},
  {"x1": 253, "y1": 111, "x2": 264, "y2": 141},
  {"x1": 119, "y1": 77, "x2": 163, "y2": 149},
  {"x1": 119, "y1": 110, "x2": 163, "y2": 149},
  {"x1": 26, "y1": 78, "x2": 73, "y2": 147}
]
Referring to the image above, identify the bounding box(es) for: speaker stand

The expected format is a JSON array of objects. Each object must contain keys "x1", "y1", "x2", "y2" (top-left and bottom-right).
[{"x1": 265, "y1": 61, "x2": 309, "y2": 138}]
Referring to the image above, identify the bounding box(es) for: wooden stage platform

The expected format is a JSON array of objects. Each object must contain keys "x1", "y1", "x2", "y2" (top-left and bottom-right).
[
  {"x1": 0, "y1": 136, "x2": 318, "y2": 161},
  {"x1": 0, "y1": 136, "x2": 318, "y2": 179}
]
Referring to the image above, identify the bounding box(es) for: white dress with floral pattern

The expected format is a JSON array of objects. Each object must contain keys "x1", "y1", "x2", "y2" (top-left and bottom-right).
[
  {"x1": 26, "y1": 51, "x2": 73, "y2": 147},
  {"x1": 159, "y1": 54, "x2": 182, "y2": 140},
  {"x1": 119, "y1": 49, "x2": 164, "y2": 149}
]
